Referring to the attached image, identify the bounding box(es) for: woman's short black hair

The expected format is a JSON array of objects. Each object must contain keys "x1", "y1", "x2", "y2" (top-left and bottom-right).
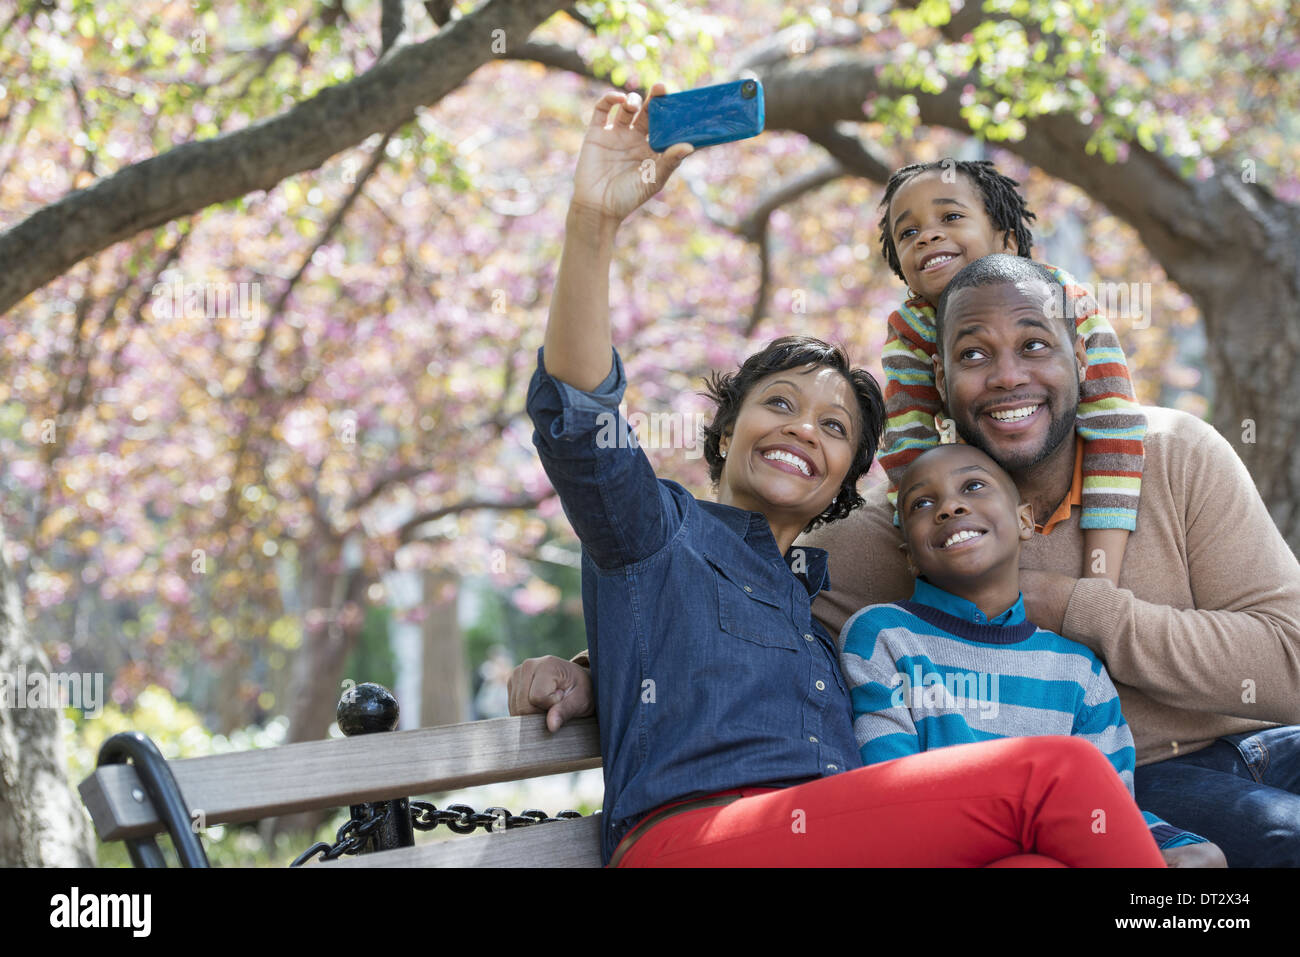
[
  {"x1": 876, "y1": 159, "x2": 1036, "y2": 285},
  {"x1": 700, "y1": 336, "x2": 885, "y2": 533}
]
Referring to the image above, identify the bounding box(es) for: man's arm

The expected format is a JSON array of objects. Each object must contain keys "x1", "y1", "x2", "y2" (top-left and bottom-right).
[{"x1": 1054, "y1": 412, "x2": 1300, "y2": 725}]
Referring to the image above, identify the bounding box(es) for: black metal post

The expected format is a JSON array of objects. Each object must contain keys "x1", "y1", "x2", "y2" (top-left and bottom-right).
[
  {"x1": 337, "y1": 682, "x2": 415, "y2": 853},
  {"x1": 97, "y1": 731, "x2": 211, "y2": 868}
]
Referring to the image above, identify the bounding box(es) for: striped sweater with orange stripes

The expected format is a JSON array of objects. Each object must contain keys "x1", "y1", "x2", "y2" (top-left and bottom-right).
[{"x1": 878, "y1": 263, "x2": 1145, "y2": 531}]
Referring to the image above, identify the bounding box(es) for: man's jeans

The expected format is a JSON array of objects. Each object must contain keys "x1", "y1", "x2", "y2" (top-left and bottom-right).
[{"x1": 1134, "y1": 726, "x2": 1300, "y2": 866}]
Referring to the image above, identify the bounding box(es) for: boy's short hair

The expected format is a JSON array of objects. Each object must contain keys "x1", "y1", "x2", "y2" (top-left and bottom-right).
[
  {"x1": 899, "y1": 443, "x2": 1022, "y2": 516},
  {"x1": 877, "y1": 160, "x2": 1036, "y2": 285},
  {"x1": 700, "y1": 336, "x2": 886, "y2": 533}
]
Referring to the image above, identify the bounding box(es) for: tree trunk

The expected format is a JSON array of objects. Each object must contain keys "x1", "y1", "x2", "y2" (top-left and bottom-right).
[
  {"x1": 0, "y1": 519, "x2": 96, "y2": 866},
  {"x1": 270, "y1": 533, "x2": 366, "y2": 839},
  {"x1": 420, "y1": 570, "x2": 468, "y2": 728}
]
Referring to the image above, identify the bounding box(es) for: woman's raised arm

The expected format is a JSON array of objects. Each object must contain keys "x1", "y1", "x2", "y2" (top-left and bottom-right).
[{"x1": 543, "y1": 86, "x2": 692, "y2": 390}]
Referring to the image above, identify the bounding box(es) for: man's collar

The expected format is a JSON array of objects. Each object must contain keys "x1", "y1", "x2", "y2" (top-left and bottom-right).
[{"x1": 1035, "y1": 435, "x2": 1085, "y2": 535}]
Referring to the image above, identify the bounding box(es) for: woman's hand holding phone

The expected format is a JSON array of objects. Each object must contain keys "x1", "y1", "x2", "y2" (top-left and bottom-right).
[{"x1": 568, "y1": 84, "x2": 694, "y2": 229}]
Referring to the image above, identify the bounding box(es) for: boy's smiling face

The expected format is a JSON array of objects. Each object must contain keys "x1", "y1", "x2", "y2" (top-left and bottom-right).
[
  {"x1": 888, "y1": 170, "x2": 1020, "y2": 304},
  {"x1": 898, "y1": 444, "x2": 1034, "y2": 593}
]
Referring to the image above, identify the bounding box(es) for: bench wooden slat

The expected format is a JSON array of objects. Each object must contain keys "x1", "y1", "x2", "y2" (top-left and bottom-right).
[
  {"x1": 319, "y1": 814, "x2": 604, "y2": 868},
  {"x1": 79, "y1": 715, "x2": 601, "y2": 841}
]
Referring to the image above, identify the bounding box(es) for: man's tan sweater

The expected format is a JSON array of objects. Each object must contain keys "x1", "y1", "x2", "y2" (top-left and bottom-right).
[{"x1": 800, "y1": 406, "x2": 1300, "y2": 766}]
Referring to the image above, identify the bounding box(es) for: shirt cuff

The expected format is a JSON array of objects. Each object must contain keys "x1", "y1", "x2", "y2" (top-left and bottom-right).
[
  {"x1": 528, "y1": 347, "x2": 629, "y2": 446},
  {"x1": 541, "y1": 346, "x2": 626, "y2": 415},
  {"x1": 1152, "y1": 824, "x2": 1209, "y2": 849}
]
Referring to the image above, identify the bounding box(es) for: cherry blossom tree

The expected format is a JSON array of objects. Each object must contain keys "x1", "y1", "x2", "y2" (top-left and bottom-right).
[{"x1": 1, "y1": 0, "x2": 1294, "y2": 863}]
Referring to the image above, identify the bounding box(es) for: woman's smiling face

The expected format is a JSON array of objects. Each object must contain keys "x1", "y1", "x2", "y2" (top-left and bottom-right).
[
  {"x1": 888, "y1": 170, "x2": 1019, "y2": 304},
  {"x1": 718, "y1": 364, "x2": 859, "y2": 526}
]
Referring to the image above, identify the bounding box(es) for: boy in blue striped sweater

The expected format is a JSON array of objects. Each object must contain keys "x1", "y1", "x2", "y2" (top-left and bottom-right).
[{"x1": 838, "y1": 443, "x2": 1223, "y2": 864}]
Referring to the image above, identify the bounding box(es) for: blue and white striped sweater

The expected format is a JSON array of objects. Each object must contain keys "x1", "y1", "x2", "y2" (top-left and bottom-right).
[{"x1": 838, "y1": 578, "x2": 1205, "y2": 850}]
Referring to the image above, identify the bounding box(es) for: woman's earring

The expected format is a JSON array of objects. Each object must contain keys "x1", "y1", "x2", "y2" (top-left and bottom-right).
[{"x1": 720, "y1": 449, "x2": 727, "y2": 459}]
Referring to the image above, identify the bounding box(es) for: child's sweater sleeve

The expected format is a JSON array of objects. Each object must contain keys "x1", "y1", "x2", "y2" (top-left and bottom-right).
[
  {"x1": 837, "y1": 606, "x2": 922, "y2": 765},
  {"x1": 878, "y1": 301, "x2": 944, "y2": 512},
  {"x1": 1075, "y1": 662, "x2": 1208, "y2": 849},
  {"x1": 1047, "y1": 265, "x2": 1147, "y2": 532}
]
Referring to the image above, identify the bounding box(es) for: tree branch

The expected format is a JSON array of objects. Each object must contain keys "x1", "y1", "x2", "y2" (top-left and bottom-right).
[
  {"x1": 0, "y1": 0, "x2": 571, "y2": 315},
  {"x1": 381, "y1": 0, "x2": 404, "y2": 53},
  {"x1": 348, "y1": 464, "x2": 437, "y2": 511},
  {"x1": 251, "y1": 123, "x2": 401, "y2": 394},
  {"x1": 502, "y1": 39, "x2": 642, "y2": 92},
  {"x1": 564, "y1": 5, "x2": 597, "y2": 31},
  {"x1": 735, "y1": 159, "x2": 846, "y2": 241},
  {"x1": 398, "y1": 495, "x2": 549, "y2": 543},
  {"x1": 746, "y1": 224, "x2": 772, "y2": 336},
  {"x1": 793, "y1": 125, "x2": 893, "y2": 184},
  {"x1": 424, "y1": 1, "x2": 455, "y2": 27},
  {"x1": 755, "y1": 52, "x2": 1221, "y2": 272}
]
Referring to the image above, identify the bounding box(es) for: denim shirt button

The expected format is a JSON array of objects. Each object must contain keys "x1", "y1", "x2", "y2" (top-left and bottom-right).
[
  {"x1": 803, "y1": 633, "x2": 814, "y2": 641},
  {"x1": 743, "y1": 585, "x2": 752, "y2": 593},
  {"x1": 809, "y1": 735, "x2": 818, "y2": 743},
  {"x1": 827, "y1": 764, "x2": 838, "y2": 771},
  {"x1": 815, "y1": 680, "x2": 825, "y2": 691}
]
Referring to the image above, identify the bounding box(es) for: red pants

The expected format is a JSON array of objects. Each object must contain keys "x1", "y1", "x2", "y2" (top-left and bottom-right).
[{"x1": 614, "y1": 736, "x2": 1167, "y2": 867}]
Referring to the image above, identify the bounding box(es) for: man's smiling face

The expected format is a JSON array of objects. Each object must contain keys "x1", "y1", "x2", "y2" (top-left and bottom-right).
[{"x1": 934, "y1": 279, "x2": 1088, "y2": 474}]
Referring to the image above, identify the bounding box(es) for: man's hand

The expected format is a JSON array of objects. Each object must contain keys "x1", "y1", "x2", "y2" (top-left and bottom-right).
[
  {"x1": 1018, "y1": 567, "x2": 1078, "y2": 635},
  {"x1": 1161, "y1": 842, "x2": 1228, "y2": 868},
  {"x1": 507, "y1": 655, "x2": 595, "y2": 732}
]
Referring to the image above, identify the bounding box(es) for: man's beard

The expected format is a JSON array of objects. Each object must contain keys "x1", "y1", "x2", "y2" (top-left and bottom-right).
[{"x1": 952, "y1": 399, "x2": 1078, "y2": 474}]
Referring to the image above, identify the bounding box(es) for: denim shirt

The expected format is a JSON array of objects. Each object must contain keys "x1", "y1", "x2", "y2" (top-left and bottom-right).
[{"x1": 527, "y1": 348, "x2": 860, "y2": 864}]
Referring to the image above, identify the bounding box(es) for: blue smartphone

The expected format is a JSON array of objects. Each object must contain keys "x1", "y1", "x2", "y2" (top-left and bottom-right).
[{"x1": 647, "y1": 79, "x2": 765, "y2": 152}]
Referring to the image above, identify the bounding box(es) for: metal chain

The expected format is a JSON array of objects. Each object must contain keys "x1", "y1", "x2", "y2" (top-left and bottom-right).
[
  {"x1": 290, "y1": 804, "x2": 392, "y2": 867},
  {"x1": 409, "y1": 801, "x2": 583, "y2": 833},
  {"x1": 291, "y1": 801, "x2": 584, "y2": 866}
]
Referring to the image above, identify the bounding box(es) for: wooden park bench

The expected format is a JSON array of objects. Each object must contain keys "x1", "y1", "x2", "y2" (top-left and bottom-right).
[{"x1": 78, "y1": 683, "x2": 605, "y2": 867}]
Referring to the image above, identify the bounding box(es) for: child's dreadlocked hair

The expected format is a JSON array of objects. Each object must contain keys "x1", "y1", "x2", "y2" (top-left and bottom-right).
[{"x1": 876, "y1": 159, "x2": 1036, "y2": 285}]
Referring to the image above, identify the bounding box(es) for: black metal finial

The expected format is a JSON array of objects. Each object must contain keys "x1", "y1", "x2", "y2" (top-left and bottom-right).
[{"x1": 337, "y1": 682, "x2": 399, "y2": 736}]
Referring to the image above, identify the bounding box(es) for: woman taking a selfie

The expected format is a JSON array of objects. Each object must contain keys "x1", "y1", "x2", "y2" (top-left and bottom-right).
[{"x1": 525, "y1": 85, "x2": 1168, "y2": 867}]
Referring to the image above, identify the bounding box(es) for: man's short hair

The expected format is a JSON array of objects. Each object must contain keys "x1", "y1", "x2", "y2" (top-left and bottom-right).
[{"x1": 934, "y1": 254, "x2": 1079, "y2": 351}]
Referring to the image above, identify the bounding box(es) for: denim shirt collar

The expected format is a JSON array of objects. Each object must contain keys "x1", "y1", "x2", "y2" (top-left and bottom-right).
[
  {"x1": 911, "y1": 576, "x2": 1025, "y2": 627},
  {"x1": 698, "y1": 501, "x2": 831, "y2": 598}
]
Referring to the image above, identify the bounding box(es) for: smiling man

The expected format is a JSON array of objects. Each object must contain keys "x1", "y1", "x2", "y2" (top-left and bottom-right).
[{"x1": 804, "y1": 254, "x2": 1300, "y2": 866}]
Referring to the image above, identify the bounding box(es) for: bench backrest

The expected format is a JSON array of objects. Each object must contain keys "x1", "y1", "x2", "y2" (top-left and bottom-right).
[{"x1": 79, "y1": 715, "x2": 601, "y2": 845}]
